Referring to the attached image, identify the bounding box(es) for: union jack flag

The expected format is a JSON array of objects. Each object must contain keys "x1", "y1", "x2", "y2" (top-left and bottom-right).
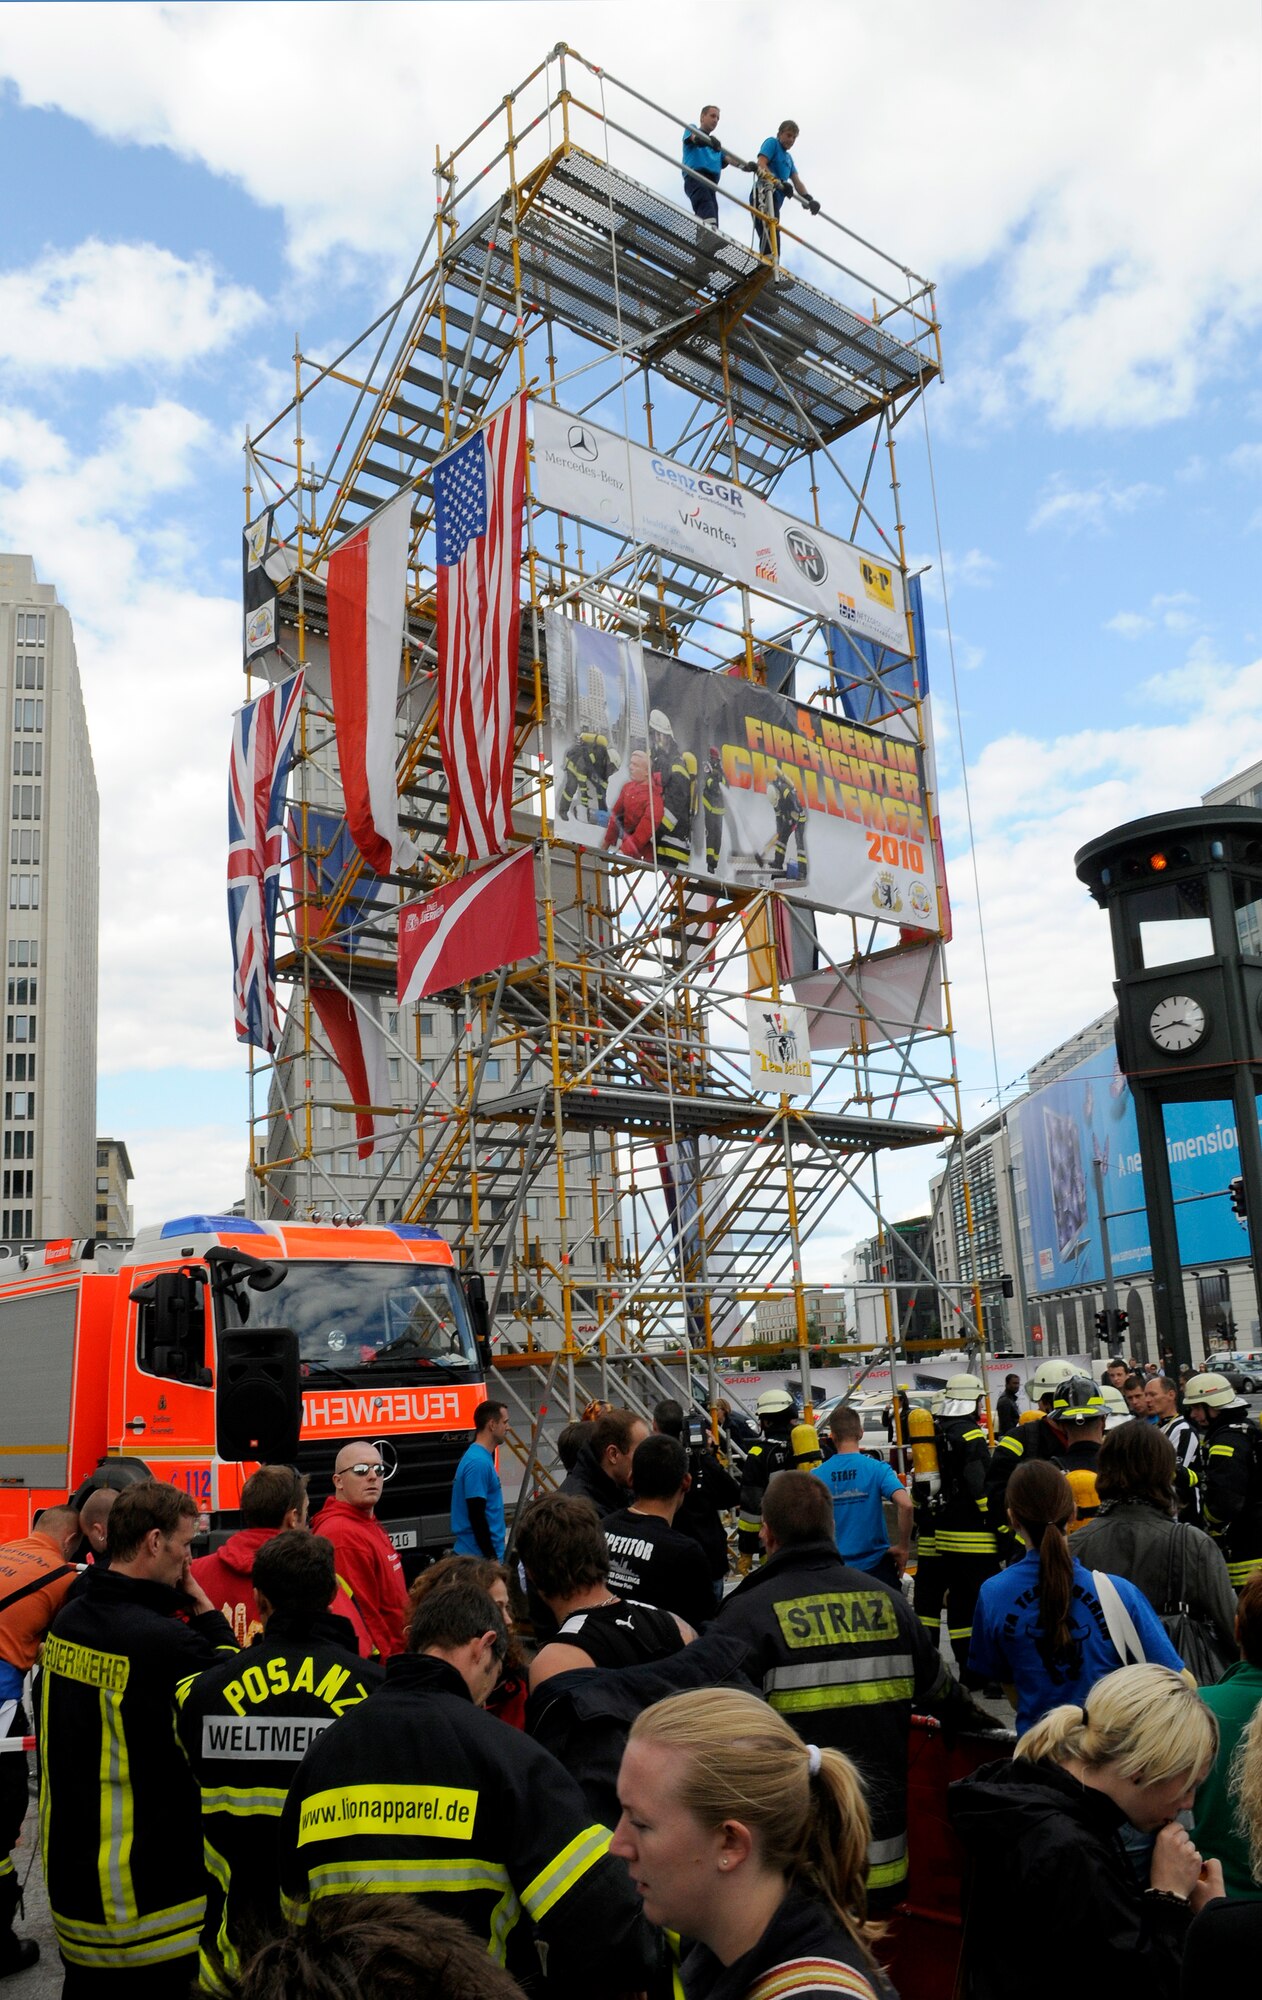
[
  {"x1": 435, "y1": 395, "x2": 526, "y2": 858},
  {"x1": 228, "y1": 672, "x2": 304, "y2": 1051}
]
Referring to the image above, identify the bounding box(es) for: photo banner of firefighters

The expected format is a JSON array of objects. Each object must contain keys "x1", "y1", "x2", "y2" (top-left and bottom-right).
[
  {"x1": 546, "y1": 611, "x2": 938, "y2": 925},
  {"x1": 532, "y1": 402, "x2": 908, "y2": 653}
]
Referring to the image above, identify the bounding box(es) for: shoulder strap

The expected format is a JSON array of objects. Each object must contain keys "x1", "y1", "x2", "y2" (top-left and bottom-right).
[
  {"x1": 0, "y1": 1564, "x2": 74, "y2": 1618},
  {"x1": 1092, "y1": 1569, "x2": 1147, "y2": 1666}
]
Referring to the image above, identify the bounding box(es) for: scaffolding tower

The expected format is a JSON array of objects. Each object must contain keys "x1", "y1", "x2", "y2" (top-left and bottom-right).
[{"x1": 243, "y1": 45, "x2": 980, "y2": 1446}]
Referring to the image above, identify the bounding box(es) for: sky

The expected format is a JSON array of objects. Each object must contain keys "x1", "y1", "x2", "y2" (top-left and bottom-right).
[{"x1": 0, "y1": 0, "x2": 1259, "y2": 1244}]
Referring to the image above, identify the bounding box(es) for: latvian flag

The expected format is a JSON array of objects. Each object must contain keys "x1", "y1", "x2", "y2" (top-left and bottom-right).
[
  {"x1": 398, "y1": 847, "x2": 539, "y2": 1003},
  {"x1": 434, "y1": 396, "x2": 526, "y2": 860}
]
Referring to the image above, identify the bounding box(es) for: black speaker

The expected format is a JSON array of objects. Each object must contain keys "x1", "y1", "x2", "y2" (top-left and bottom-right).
[{"x1": 216, "y1": 1328, "x2": 301, "y2": 1464}]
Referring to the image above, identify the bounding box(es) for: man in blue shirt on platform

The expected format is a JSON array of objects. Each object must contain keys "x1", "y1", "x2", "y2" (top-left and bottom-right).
[
  {"x1": 681, "y1": 104, "x2": 750, "y2": 226},
  {"x1": 451, "y1": 1400, "x2": 509, "y2": 1560},
  {"x1": 812, "y1": 1402, "x2": 912, "y2": 1590},
  {"x1": 752, "y1": 119, "x2": 820, "y2": 254}
]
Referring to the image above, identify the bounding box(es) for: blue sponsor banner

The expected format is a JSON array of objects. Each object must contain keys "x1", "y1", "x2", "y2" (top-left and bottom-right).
[{"x1": 1015, "y1": 1043, "x2": 1256, "y2": 1293}]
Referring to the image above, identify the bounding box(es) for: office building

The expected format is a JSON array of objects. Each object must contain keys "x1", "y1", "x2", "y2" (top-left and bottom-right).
[
  {"x1": 0, "y1": 556, "x2": 99, "y2": 1243},
  {"x1": 95, "y1": 1137, "x2": 134, "y2": 1239}
]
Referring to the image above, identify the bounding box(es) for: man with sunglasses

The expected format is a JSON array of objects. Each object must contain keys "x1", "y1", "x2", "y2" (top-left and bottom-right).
[{"x1": 311, "y1": 1443, "x2": 409, "y2": 1662}]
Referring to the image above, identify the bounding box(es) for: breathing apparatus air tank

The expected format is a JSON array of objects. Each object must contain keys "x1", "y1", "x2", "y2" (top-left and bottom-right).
[{"x1": 909, "y1": 1403, "x2": 940, "y2": 1501}]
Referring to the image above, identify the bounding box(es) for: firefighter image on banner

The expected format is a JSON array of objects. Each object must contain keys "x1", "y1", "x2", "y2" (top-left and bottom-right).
[{"x1": 546, "y1": 611, "x2": 939, "y2": 927}]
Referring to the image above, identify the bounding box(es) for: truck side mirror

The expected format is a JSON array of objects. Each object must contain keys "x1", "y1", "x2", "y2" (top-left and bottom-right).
[
  {"x1": 130, "y1": 1268, "x2": 210, "y2": 1384},
  {"x1": 216, "y1": 1327, "x2": 301, "y2": 1464},
  {"x1": 463, "y1": 1272, "x2": 492, "y2": 1372}
]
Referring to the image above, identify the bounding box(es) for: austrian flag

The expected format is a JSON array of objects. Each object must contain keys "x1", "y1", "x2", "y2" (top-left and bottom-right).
[
  {"x1": 398, "y1": 847, "x2": 540, "y2": 1003},
  {"x1": 435, "y1": 396, "x2": 526, "y2": 860}
]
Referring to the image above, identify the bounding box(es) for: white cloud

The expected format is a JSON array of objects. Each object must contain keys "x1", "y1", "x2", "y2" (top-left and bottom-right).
[
  {"x1": 127, "y1": 1123, "x2": 245, "y2": 1230},
  {"x1": 940, "y1": 642, "x2": 1262, "y2": 1079},
  {"x1": 1227, "y1": 442, "x2": 1262, "y2": 477},
  {"x1": 1029, "y1": 474, "x2": 1162, "y2": 533},
  {"x1": 1105, "y1": 592, "x2": 1200, "y2": 640},
  {"x1": 0, "y1": 240, "x2": 263, "y2": 376},
  {"x1": 0, "y1": 2, "x2": 1257, "y2": 429},
  {"x1": 0, "y1": 398, "x2": 246, "y2": 1077}
]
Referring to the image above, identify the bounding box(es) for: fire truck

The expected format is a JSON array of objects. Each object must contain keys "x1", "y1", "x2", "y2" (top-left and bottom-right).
[{"x1": 0, "y1": 1214, "x2": 490, "y2": 1568}]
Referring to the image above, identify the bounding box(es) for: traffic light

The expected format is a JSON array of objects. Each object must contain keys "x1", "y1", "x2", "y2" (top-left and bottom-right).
[
  {"x1": 1114, "y1": 1308, "x2": 1129, "y2": 1337},
  {"x1": 1094, "y1": 1310, "x2": 1110, "y2": 1342},
  {"x1": 1000, "y1": 1273, "x2": 1015, "y2": 1299},
  {"x1": 1230, "y1": 1177, "x2": 1248, "y2": 1218}
]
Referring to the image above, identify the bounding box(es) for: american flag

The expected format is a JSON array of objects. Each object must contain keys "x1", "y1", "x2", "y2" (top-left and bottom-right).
[
  {"x1": 228, "y1": 672, "x2": 304, "y2": 1051},
  {"x1": 435, "y1": 395, "x2": 526, "y2": 858}
]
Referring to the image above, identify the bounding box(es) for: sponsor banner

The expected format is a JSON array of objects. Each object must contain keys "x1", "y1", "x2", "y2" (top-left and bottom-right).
[
  {"x1": 1013, "y1": 1043, "x2": 1261, "y2": 1294},
  {"x1": 297, "y1": 1783, "x2": 476, "y2": 1844},
  {"x1": 746, "y1": 998, "x2": 813, "y2": 1098},
  {"x1": 533, "y1": 403, "x2": 906, "y2": 651},
  {"x1": 300, "y1": 1382, "x2": 482, "y2": 1436},
  {"x1": 547, "y1": 611, "x2": 937, "y2": 925}
]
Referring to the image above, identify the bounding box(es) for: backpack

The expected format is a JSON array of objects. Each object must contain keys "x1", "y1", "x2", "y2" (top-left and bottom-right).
[{"x1": 681, "y1": 749, "x2": 698, "y2": 820}]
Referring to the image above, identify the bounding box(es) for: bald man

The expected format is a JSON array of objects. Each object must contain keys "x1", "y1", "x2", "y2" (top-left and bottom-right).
[
  {"x1": 309, "y1": 1442, "x2": 408, "y2": 1660},
  {"x1": 78, "y1": 1487, "x2": 117, "y2": 1564}
]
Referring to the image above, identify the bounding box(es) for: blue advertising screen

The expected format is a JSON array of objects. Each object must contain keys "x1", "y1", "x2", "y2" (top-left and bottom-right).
[{"x1": 1015, "y1": 1044, "x2": 1256, "y2": 1292}]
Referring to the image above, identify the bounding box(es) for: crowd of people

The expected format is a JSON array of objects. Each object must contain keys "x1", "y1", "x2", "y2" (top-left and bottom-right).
[{"x1": 0, "y1": 1358, "x2": 1260, "y2": 1998}]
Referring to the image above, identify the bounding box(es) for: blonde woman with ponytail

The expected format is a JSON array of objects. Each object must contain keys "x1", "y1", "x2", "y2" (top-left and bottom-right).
[
  {"x1": 611, "y1": 1687, "x2": 895, "y2": 1999},
  {"x1": 949, "y1": 1664, "x2": 1220, "y2": 2000}
]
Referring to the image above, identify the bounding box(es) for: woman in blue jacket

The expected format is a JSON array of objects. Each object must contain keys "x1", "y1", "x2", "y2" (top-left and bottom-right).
[{"x1": 968, "y1": 1459, "x2": 1184, "y2": 1733}]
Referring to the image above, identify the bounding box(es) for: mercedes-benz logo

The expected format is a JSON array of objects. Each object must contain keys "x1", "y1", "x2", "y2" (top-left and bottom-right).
[
  {"x1": 784, "y1": 526, "x2": 828, "y2": 585},
  {"x1": 374, "y1": 1438, "x2": 399, "y2": 1482},
  {"x1": 568, "y1": 424, "x2": 599, "y2": 461}
]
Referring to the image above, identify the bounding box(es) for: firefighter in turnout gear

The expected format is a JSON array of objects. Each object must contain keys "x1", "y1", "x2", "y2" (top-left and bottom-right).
[
  {"x1": 1048, "y1": 1374, "x2": 1106, "y2": 1529},
  {"x1": 913, "y1": 1374, "x2": 997, "y2": 1683},
  {"x1": 985, "y1": 1358, "x2": 1078, "y2": 1559},
  {"x1": 649, "y1": 709, "x2": 696, "y2": 870},
  {"x1": 716, "y1": 1470, "x2": 986, "y2": 1912},
  {"x1": 558, "y1": 730, "x2": 612, "y2": 821},
  {"x1": 278, "y1": 1582, "x2": 657, "y2": 1994},
  {"x1": 769, "y1": 769, "x2": 808, "y2": 880},
  {"x1": 737, "y1": 1389, "x2": 797, "y2": 1564},
  {"x1": 908, "y1": 1401, "x2": 944, "y2": 1637},
  {"x1": 1184, "y1": 1372, "x2": 1262, "y2": 1590},
  {"x1": 702, "y1": 744, "x2": 726, "y2": 874},
  {"x1": 39, "y1": 1481, "x2": 238, "y2": 1998},
  {"x1": 175, "y1": 1533, "x2": 381, "y2": 1996}
]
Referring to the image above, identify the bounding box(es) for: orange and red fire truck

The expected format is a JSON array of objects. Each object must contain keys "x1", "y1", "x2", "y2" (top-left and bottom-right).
[{"x1": 0, "y1": 1214, "x2": 489, "y2": 1567}]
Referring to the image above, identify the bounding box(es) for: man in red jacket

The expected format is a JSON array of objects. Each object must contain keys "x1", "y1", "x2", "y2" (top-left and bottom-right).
[
  {"x1": 310, "y1": 1442, "x2": 409, "y2": 1661},
  {"x1": 191, "y1": 1464, "x2": 373, "y2": 1656}
]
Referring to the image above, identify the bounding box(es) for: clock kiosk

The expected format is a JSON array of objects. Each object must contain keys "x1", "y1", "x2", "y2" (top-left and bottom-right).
[{"x1": 1075, "y1": 806, "x2": 1262, "y2": 1372}]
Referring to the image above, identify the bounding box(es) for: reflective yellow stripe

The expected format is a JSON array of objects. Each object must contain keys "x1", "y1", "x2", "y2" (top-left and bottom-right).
[
  {"x1": 56, "y1": 1926, "x2": 201, "y2": 1970},
  {"x1": 936, "y1": 1533, "x2": 997, "y2": 1553},
  {"x1": 521, "y1": 1823, "x2": 611, "y2": 1923},
  {"x1": 53, "y1": 1898, "x2": 205, "y2": 1945},
  {"x1": 867, "y1": 1855, "x2": 910, "y2": 1889},
  {"x1": 97, "y1": 1688, "x2": 138, "y2": 1927},
  {"x1": 200, "y1": 1785, "x2": 287, "y2": 1816},
  {"x1": 202, "y1": 1837, "x2": 237, "y2": 1986},
  {"x1": 1227, "y1": 1557, "x2": 1262, "y2": 1585},
  {"x1": 770, "y1": 1679, "x2": 913, "y2": 1712},
  {"x1": 1209, "y1": 1445, "x2": 1235, "y2": 1457}
]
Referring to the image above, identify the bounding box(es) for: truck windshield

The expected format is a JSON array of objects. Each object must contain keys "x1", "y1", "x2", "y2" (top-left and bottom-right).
[{"x1": 217, "y1": 1261, "x2": 479, "y2": 1374}]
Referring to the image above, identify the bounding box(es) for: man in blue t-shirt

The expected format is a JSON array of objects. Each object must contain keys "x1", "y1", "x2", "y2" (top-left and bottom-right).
[
  {"x1": 451, "y1": 1400, "x2": 509, "y2": 1559},
  {"x1": 752, "y1": 119, "x2": 820, "y2": 255},
  {"x1": 680, "y1": 104, "x2": 752, "y2": 227},
  {"x1": 812, "y1": 1403, "x2": 912, "y2": 1588}
]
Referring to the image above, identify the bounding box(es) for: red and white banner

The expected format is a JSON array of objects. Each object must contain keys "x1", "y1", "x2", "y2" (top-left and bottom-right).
[
  {"x1": 398, "y1": 847, "x2": 540, "y2": 1003},
  {"x1": 327, "y1": 487, "x2": 414, "y2": 878},
  {"x1": 435, "y1": 397, "x2": 526, "y2": 860},
  {"x1": 310, "y1": 987, "x2": 397, "y2": 1161}
]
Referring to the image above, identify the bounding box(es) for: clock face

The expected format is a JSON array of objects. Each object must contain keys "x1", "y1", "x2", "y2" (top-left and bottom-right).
[{"x1": 1148, "y1": 993, "x2": 1208, "y2": 1054}]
